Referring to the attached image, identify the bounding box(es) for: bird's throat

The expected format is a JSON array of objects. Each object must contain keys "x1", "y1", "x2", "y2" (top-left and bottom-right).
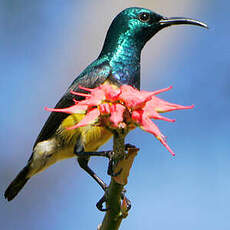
[
  {"x1": 110, "y1": 40, "x2": 141, "y2": 88},
  {"x1": 101, "y1": 37, "x2": 142, "y2": 89}
]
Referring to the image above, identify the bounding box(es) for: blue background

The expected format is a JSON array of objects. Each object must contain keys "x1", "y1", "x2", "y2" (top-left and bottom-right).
[{"x1": 1, "y1": 0, "x2": 229, "y2": 229}]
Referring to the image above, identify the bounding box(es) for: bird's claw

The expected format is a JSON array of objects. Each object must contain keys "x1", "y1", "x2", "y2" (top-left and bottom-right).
[
  {"x1": 107, "y1": 143, "x2": 137, "y2": 177},
  {"x1": 96, "y1": 193, "x2": 108, "y2": 212},
  {"x1": 106, "y1": 151, "x2": 122, "y2": 177},
  {"x1": 107, "y1": 157, "x2": 123, "y2": 177},
  {"x1": 96, "y1": 188, "x2": 131, "y2": 212}
]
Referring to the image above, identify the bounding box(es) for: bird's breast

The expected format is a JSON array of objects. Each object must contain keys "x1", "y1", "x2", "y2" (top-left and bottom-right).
[
  {"x1": 59, "y1": 113, "x2": 112, "y2": 151},
  {"x1": 110, "y1": 61, "x2": 140, "y2": 89}
]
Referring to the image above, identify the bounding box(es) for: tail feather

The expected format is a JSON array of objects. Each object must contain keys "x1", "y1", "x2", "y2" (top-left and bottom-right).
[{"x1": 4, "y1": 165, "x2": 30, "y2": 201}]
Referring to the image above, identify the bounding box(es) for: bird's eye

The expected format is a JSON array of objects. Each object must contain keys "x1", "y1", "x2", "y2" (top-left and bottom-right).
[{"x1": 138, "y1": 12, "x2": 151, "y2": 23}]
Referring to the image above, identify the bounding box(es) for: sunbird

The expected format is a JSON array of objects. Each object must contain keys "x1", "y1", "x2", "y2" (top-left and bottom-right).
[{"x1": 5, "y1": 7, "x2": 207, "y2": 204}]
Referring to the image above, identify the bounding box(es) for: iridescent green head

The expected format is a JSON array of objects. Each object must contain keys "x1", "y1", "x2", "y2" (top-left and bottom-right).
[{"x1": 100, "y1": 7, "x2": 207, "y2": 56}]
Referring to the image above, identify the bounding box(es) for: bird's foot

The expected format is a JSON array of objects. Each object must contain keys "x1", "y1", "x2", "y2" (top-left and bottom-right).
[
  {"x1": 107, "y1": 154, "x2": 122, "y2": 177},
  {"x1": 107, "y1": 143, "x2": 137, "y2": 177},
  {"x1": 96, "y1": 188, "x2": 131, "y2": 212},
  {"x1": 96, "y1": 192, "x2": 108, "y2": 212}
]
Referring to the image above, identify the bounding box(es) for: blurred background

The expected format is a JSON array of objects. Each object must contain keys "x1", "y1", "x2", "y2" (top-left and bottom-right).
[{"x1": 1, "y1": 0, "x2": 229, "y2": 229}]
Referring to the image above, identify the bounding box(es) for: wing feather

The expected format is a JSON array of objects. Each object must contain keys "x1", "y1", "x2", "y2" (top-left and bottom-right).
[{"x1": 33, "y1": 62, "x2": 112, "y2": 147}]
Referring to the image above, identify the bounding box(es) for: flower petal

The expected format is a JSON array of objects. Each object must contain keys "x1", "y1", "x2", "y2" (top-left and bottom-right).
[
  {"x1": 66, "y1": 107, "x2": 100, "y2": 130},
  {"x1": 119, "y1": 85, "x2": 151, "y2": 109},
  {"x1": 110, "y1": 104, "x2": 126, "y2": 127},
  {"x1": 101, "y1": 83, "x2": 121, "y2": 101},
  {"x1": 139, "y1": 87, "x2": 172, "y2": 99},
  {"x1": 99, "y1": 103, "x2": 111, "y2": 115},
  {"x1": 45, "y1": 104, "x2": 88, "y2": 114},
  {"x1": 148, "y1": 110, "x2": 175, "y2": 122},
  {"x1": 140, "y1": 115, "x2": 175, "y2": 156},
  {"x1": 131, "y1": 110, "x2": 142, "y2": 123},
  {"x1": 70, "y1": 90, "x2": 91, "y2": 98},
  {"x1": 145, "y1": 96, "x2": 194, "y2": 113},
  {"x1": 78, "y1": 85, "x2": 94, "y2": 92},
  {"x1": 151, "y1": 86, "x2": 173, "y2": 95},
  {"x1": 71, "y1": 86, "x2": 105, "y2": 106}
]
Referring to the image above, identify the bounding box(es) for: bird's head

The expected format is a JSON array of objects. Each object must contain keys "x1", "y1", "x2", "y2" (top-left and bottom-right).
[{"x1": 100, "y1": 7, "x2": 207, "y2": 56}]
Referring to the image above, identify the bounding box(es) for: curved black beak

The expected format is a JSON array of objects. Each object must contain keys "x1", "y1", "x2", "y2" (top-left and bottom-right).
[{"x1": 159, "y1": 17, "x2": 208, "y2": 29}]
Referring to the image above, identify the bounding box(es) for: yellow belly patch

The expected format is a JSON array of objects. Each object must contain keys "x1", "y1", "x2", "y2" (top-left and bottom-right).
[
  {"x1": 58, "y1": 113, "x2": 85, "y2": 144},
  {"x1": 82, "y1": 126, "x2": 112, "y2": 152}
]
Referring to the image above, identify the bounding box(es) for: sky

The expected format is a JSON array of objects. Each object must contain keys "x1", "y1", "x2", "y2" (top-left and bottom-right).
[{"x1": 1, "y1": 0, "x2": 229, "y2": 229}]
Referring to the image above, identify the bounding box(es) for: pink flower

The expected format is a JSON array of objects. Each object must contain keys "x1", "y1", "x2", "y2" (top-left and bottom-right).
[{"x1": 45, "y1": 83, "x2": 193, "y2": 156}]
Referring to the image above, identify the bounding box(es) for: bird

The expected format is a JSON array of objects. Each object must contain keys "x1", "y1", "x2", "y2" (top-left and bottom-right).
[{"x1": 4, "y1": 7, "x2": 207, "y2": 203}]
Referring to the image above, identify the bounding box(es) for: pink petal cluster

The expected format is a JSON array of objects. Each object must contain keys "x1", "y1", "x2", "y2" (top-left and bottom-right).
[{"x1": 45, "y1": 83, "x2": 193, "y2": 156}]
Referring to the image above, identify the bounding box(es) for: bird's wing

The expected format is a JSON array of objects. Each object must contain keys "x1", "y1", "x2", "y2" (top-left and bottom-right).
[{"x1": 33, "y1": 62, "x2": 112, "y2": 147}]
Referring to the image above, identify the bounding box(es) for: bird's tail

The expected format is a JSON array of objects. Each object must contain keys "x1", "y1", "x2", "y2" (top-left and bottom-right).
[{"x1": 4, "y1": 165, "x2": 30, "y2": 201}]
